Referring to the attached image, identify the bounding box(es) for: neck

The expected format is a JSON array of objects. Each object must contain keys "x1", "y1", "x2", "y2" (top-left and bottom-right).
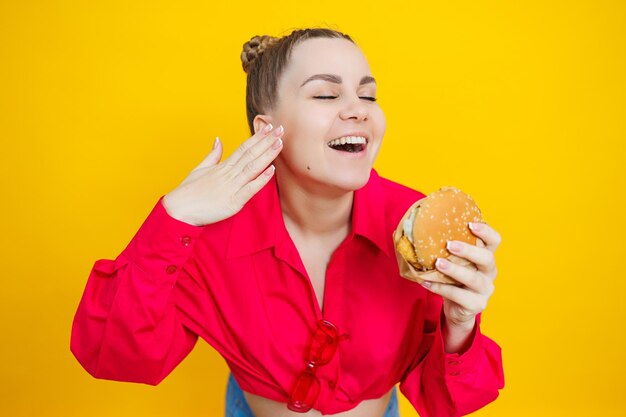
[{"x1": 276, "y1": 172, "x2": 353, "y2": 238}]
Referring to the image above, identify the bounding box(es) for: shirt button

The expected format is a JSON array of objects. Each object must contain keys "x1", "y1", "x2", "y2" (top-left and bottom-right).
[
  {"x1": 448, "y1": 360, "x2": 460, "y2": 366},
  {"x1": 165, "y1": 265, "x2": 177, "y2": 274},
  {"x1": 181, "y1": 236, "x2": 192, "y2": 246},
  {"x1": 328, "y1": 381, "x2": 336, "y2": 389}
]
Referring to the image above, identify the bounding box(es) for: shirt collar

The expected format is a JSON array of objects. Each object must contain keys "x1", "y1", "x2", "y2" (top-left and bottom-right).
[
  {"x1": 226, "y1": 174, "x2": 285, "y2": 259},
  {"x1": 226, "y1": 169, "x2": 390, "y2": 259}
]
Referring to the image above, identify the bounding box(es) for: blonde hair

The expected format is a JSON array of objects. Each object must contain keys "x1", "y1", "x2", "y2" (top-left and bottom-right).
[{"x1": 241, "y1": 28, "x2": 353, "y2": 134}]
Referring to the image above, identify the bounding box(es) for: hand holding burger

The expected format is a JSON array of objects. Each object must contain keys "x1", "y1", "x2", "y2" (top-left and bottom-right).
[{"x1": 394, "y1": 187, "x2": 502, "y2": 350}]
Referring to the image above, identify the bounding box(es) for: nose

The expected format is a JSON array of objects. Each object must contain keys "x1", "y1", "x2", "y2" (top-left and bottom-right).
[{"x1": 338, "y1": 96, "x2": 369, "y2": 122}]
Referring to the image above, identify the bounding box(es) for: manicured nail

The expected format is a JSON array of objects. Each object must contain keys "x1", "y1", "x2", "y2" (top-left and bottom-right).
[
  {"x1": 447, "y1": 241, "x2": 461, "y2": 253},
  {"x1": 263, "y1": 123, "x2": 273, "y2": 133},
  {"x1": 213, "y1": 136, "x2": 220, "y2": 150},
  {"x1": 272, "y1": 138, "x2": 283, "y2": 150},
  {"x1": 421, "y1": 280, "x2": 432, "y2": 288},
  {"x1": 275, "y1": 125, "x2": 284, "y2": 135},
  {"x1": 436, "y1": 258, "x2": 448, "y2": 270},
  {"x1": 469, "y1": 222, "x2": 481, "y2": 232},
  {"x1": 264, "y1": 164, "x2": 275, "y2": 176}
]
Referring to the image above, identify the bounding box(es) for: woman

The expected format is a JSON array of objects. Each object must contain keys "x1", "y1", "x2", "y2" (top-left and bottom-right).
[{"x1": 71, "y1": 28, "x2": 504, "y2": 417}]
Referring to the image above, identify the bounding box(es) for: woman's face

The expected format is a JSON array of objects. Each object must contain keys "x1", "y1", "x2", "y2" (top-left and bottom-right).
[{"x1": 265, "y1": 37, "x2": 386, "y2": 193}]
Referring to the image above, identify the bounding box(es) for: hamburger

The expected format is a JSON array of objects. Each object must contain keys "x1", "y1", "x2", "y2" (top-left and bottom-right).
[{"x1": 393, "y1": 186, "x2": 484, "y2": 285}]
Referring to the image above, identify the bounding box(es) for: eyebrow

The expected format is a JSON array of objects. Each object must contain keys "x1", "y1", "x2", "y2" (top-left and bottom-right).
[{"x1": 300, "y1": 74, "x2": 376, "y2": 87}]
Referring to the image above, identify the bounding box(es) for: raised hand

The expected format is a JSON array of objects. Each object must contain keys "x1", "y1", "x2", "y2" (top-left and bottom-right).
[{"x1": 162, "y1": 124, "x2": 284, "y2": 226}]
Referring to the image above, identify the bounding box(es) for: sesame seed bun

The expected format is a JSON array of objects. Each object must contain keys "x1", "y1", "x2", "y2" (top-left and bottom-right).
[{"x1": 394, "y1": 186, "x2": 484, "y2": 285}]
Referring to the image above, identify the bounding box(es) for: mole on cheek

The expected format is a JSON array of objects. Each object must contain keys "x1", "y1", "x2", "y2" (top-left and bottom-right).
[{"x1": 306, "y1": 165, "x2": 311, "y2": 170}]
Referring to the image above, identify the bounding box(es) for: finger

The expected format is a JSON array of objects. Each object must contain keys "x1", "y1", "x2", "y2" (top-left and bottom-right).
[
  {"x1": 435, "y1": 257, "x2": 494, "y2": 295},
  {"x1": 238, "y1": 133, "x2": 284, "y2": 184},
  {"x1": 228, "y1": 126, "x2": 284, "y2": 185},
  {"x1": 223, "y1": 123, "x2": 276, "y2": 167},
  {"x1": 446, "y1": 240, "x2": 496, "y2": 276},
  {"x1": 232, "y1": 164, "x2": 276, "y2": 207},
  {"x1": 469, "y1": 222, "x2": 502, "y2": 252},
  {"x1": 231, "y1": 125, "x2": 284, "y2": 172},
  {"x1": 195, "y1": 137, "x2": 223, "y2": 170},
  {"x1": 421, "y1": 280, "x2": 487, "y2": 313}
]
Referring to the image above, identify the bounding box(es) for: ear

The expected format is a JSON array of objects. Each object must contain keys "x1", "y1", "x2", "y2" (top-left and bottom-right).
[{"x1": 253, "y1": 114, "x2": 274, "y2": 135}]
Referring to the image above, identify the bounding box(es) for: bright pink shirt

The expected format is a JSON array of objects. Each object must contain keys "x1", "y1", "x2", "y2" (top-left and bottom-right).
[{"x1": 70, "y1": 169, "x2": 504, "y2": 416}]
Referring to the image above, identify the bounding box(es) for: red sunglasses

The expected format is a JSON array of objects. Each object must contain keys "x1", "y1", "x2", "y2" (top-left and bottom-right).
[{"x1": 287, "y1": 319, "x2": 349, "y2": 413}]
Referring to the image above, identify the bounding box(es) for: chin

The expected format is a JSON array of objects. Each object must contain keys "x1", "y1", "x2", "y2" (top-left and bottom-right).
[{"x1": 323, "y1": 166, "x2": 372, "y2": 192}]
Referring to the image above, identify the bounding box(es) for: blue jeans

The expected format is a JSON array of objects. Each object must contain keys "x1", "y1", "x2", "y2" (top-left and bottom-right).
[{"x1": 225, "y1": 373, "x2": 400, "y2": 417}]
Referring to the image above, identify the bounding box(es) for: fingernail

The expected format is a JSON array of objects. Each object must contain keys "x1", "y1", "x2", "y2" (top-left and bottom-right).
[
  {"x1": 272, "y1": 138, "x2": 283, "y2": 150},
  {"x1": 447, "y1": 241, "x2": 461, "y2": 253},
  {"x1": 213, "y1": 136, "x2": 220, "y2": 150},
  {"x1": 421, "y1": 280, "x2": 432, "y2": 288},
  {"x1": 436, "y1": 258, "x2": 448, "y2": 270},
  {"x1": 469, "y1": 222, "x2": 481, "y2": 232},
  {"x1": 264, "y1": 164, "x2": 275, "y2": 176},
  {"x1": 263, "y1": 123, "x2": 273, "y2": 133},
  {"x1": 276, "y1": 125, "x2": 284, "y2": 135}
]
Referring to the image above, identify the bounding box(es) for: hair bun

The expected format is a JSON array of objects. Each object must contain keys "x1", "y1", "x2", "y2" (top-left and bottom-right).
[{"x1": 241, "y1": 35, "x2": 279, "y2": 73}]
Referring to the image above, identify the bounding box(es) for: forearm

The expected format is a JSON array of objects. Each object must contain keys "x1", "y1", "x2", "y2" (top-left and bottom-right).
[
  {"x1": 400, "y1": 312, "x2": 504, "y2": 416},
  {"x1": 70, "y1": 196, "x2": 202, "y2": 384}
]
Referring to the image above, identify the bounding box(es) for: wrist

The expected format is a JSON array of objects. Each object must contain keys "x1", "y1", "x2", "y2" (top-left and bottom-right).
[
  {"x1": 162, "y1": 192, "x2": 200, "y2": 226},
  {"x1": 445, "y1": 314, "x2": 476, "y2": 332},
  {"x1": 442, "y1": 315, "x2": 476, "y2": 354}
]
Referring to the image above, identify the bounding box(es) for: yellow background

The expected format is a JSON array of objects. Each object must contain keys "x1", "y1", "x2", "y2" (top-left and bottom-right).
[{"x1": 1, "y1": 0, "x2": 624, "y2": 416}]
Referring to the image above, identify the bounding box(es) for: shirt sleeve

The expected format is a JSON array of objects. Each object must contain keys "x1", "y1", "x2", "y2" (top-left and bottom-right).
[
  {"x1": 70, "y1": 196, "x2": 206, "y2": 385},
  {"x1": 399, "y1": 293, "x2": 505, "y2": 416}
]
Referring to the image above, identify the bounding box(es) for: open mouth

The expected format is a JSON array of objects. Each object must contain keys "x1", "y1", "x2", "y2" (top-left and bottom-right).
[{"x1": 327, "y1": 136, "x2": 368, "y2": 153}]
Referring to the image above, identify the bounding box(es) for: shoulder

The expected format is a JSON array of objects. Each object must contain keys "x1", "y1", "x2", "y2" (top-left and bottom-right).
[
  {"x1": 371, "y1": 170, "x2": 426, "y2": 213},
  {"x1": 376, "y1": 175, "x2": 425, "y2": 201},
  {"x1": 367, "y1": 170, "x2": 427, "y2": 233}
]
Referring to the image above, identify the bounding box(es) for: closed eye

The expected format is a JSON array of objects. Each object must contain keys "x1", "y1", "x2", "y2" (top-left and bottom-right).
[{"x1": 313, "y1": 95, "x2": 377, "y2": 102}]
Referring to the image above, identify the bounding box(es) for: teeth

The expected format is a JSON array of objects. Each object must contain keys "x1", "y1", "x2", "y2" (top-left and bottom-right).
[{"x1": 327, "y1": 136, "x2": 367, "y2": 147}]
